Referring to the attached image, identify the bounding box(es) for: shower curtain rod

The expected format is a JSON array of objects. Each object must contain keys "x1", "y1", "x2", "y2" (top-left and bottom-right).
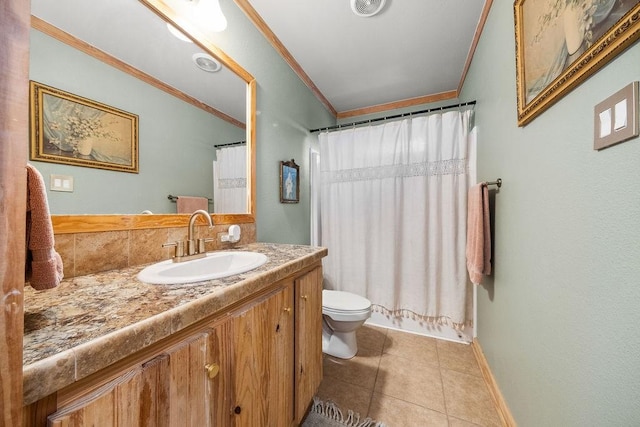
[{"x1": 309, "y1": 100, "x2": 476, "y2": 133}]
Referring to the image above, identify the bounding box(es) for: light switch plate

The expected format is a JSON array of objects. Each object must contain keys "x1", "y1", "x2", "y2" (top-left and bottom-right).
[
  {"x1": 594, "y1": 81, "x2": 639, "y2": 150},
  {"x1": 50, "y1": 174, "x2": 74, "y2": 192}
]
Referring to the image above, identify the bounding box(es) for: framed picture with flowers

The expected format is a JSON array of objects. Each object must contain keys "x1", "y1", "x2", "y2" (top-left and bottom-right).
[
  {"x1": 514, "y1": 0, "x2": 640, "y2": 126},
  {"x1": 29, "y1": 81, "x2": 139, "y2": 173}
]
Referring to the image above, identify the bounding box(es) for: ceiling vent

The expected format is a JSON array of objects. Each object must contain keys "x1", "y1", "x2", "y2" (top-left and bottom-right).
[
  {"x1": 350, "y1": 0, "x2": 386, "y2": 17},
  {"x1": 192, "y1": 53, "x2": 221, "y2": 73}
]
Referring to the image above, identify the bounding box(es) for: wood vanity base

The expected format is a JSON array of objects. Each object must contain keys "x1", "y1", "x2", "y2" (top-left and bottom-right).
[{"x1": 24, "y1": 263, "x2": 323, "y2": 427}]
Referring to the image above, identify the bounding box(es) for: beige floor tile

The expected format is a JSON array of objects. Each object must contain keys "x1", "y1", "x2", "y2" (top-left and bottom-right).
[
  {"x1": 368, "y1": 392, "x2": 449, "y2": 427},
  {"x1": 322, "y1": 347, "x2": 381, "y2": 390},
  {"x1": 437, "y1": 339, "x2": 482, "y2": 377},
  {"x1": 449, "y1": 416, "x2": 485, "y2": 427},
  {"x1": 374, "y1": 353, "x2": 446, "y2": 413},
  {"x1": 441, "y1": 369, "x2": 502, "y2": 427},
  {"x1": 318, "y1": 328, "x2": 501, "y2": 427},
  {"x1": 382, "y1": 329, "x2": 439, "y2": 367},
  {"x1": 357, "y1": 324, "x2": 388, "y2": 355},
  {"x1": 316, "y1": 377, "x2": 373, "y2": 418}
]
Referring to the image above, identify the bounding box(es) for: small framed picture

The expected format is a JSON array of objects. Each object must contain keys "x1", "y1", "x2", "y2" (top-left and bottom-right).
[{"x1": 280, "y1": 159, "x2": 299, "y2": 203}]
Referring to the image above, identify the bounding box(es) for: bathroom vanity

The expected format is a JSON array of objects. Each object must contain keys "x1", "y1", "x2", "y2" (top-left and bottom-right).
[{"x1": 22, "y1": 243, "x2": 326, "y2": 427}]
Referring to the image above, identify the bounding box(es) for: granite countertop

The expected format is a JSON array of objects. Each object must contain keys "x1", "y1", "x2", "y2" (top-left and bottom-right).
[{"x1": 23, "y1": 242, "x2": 327, "y2": 405}]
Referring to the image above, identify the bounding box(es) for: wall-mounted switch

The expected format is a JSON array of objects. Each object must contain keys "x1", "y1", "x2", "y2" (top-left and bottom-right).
[
  {"x1": 50, "y1": 174, "x2": 74, "y2": 192},
  {"x1": 594, "y1": 81, "x2": 639, "y2": 150}
]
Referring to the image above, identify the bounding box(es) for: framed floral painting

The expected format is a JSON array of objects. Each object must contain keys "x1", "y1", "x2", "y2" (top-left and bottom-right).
[
  {"x1": 29, "y1": 81, "x2": 139, "y2": 173},
  {"x1": 514, "y1": 0, "x2": 640, "y2": 126}
]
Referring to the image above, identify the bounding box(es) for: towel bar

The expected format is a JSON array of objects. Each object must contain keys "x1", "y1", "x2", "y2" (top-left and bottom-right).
[
  {"x1": 167, "y1": 195, "x2": 213, "y2": 203},
  {"x1": 485, "y1": 179, "x2": 502, "y2": 188}
]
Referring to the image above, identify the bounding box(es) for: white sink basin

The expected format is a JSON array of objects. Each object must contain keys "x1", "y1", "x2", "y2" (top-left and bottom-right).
[{"x1": 137, "y1": 251, "x2": 268, "y2": 285}]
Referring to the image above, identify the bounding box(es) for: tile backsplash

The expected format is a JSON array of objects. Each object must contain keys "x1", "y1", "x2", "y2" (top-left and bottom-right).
[{"x1": 54, "y1": 223, "x2": 257, "y2": 278}]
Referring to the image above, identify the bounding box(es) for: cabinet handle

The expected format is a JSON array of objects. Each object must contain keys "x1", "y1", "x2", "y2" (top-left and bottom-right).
[
  {"x1": 205, "y1": 363, "x2": 220, "y2": 379},
  {"x1": 283, "y1": 307, "x2": 292, "y2": 315},
  {"x1": 301, "y1": 295, "x2": 308, "y2": 300}
]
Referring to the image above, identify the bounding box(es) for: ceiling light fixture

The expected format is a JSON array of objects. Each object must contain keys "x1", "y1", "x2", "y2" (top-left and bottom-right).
[
  {"x1": 199, "y1": 0, "x2": 228, "y2": 32},
  {"x1": 192, "y1": 53, "x2": 222, "y2": 72},
  {"x1": 350, "y1": 0, "x2": 386, "y2": 17},
  {"x1": 167, "y1": 23, "x2": 193, "y2": 43},
  {"x1": 166, "y1": 0, "x2": 227, "y2": 42}
]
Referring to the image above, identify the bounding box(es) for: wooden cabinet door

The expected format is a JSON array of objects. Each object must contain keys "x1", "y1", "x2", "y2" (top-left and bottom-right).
[
  {"x1": 47, "y1": 356, "x2": 169, "y2": 427},
  {"x1": 118, "y1": 355, "x2": 170, "y2": 427},
  {"x1": 207, "y1": 320, "x2": 233, "y2": 427},
  {"x1": 295, "y1": 266, "x2": 324, "y2": 423},
  {"x1": 230, "y1": 284, "x2": 294, "y2": 427},
  {"x1": 267, "y1": 284, "x2": 295, "y2": 427},
  {"x1": 165, "y1": 332, "x2": 214, "y2": 427},
  {"x1": 48, "y1": 332, "x2": 221, "y2": 427},
  {"x1": 48, "y1": 388, "x2": 117, "y2": 427}
]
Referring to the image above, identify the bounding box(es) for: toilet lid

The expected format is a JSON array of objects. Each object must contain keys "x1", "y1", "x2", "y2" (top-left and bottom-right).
[{"x1": 323, "y1": 290, "x2": 371, "y2": 311}]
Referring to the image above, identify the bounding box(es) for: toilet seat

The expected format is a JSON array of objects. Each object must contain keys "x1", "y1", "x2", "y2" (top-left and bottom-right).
[
  {"x1": 322, "y1": 290, "x2": 371, "y2": 322},
  {"x1": 322, "y1": 290, "x2": 371, "y2": 311},
  {"x1": 322, "y1": 307, "x2": 370, "y2": 322}
]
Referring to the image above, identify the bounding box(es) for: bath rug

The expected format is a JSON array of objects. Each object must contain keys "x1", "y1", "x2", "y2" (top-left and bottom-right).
[{"x1": 301, "y1": 397, "x2": 387, "y2": 427}]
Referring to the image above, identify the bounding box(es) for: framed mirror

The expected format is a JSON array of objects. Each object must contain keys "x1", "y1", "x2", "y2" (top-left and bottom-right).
[{"x1": 29, "y1": 0, "x2": 256, "y2": 233}]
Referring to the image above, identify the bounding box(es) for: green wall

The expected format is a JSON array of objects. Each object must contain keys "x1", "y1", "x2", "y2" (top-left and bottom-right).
[
  {"x1": 208, "y1": 0, "x2": 335, "y2": 244},
  {"x1": 460, "y1": 1, "x2": 640, "y2": 424},
  {"x1": 29, "y1": 30, "x2": 245, "y2": 215}
]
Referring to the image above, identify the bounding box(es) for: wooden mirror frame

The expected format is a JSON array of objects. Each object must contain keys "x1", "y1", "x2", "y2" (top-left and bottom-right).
[{"x1": 51, "y1": 0, "x2": 256, "y2": 234}]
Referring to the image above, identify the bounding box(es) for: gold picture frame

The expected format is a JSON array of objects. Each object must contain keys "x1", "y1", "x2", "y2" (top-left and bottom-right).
[
  {"x1": 279, "y1": 159, "x2": 299, "y2": 203},
  {"x1": 515, "y1": 0, "x2": 640, "y2": 126},
  {"x1": 30, "y1": 81, "x2": 139, "y2": 173}
]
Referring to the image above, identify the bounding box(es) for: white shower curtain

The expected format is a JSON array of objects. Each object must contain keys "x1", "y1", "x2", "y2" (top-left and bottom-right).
[
  {"x1": 319, "y1": 110, "x2": 476, "y2": 329},
  {"x1": 212, "y1": 145, "x2": 247, "y2": 213}
]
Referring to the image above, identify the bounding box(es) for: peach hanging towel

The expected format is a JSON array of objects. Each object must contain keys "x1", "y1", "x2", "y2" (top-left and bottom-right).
[
  {"x1": 176, "y1": 196, "x2": 208, "y2": 213},
  {"x1": 25, "y1": 164, "x2": 64, "y2": 290},
  {"x1": 466, "y1": 182, "x2": 491, "y2": 284}
]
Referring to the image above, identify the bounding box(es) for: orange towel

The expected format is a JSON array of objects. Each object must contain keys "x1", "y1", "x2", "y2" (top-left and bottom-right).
[
  {"x1": 466, "y1": 183, "x2": 491, "y2": 284},
  {"x1": 25, "y1": 164, "x2": 64, "y2": 290},
  {"x1": 176, "y1": 196, "x2": 208, "y2": 213}
]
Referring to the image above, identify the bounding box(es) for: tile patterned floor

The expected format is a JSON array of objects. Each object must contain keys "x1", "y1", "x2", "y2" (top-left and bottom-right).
[{"x1": 315, "y1": 325, "x2": 502, "y2": 426}]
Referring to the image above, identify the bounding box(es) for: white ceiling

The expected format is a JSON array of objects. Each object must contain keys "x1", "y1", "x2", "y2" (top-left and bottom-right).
[
  {"x1": 30, "y1": 0, "x2": 489, "y2": 122},
  {"x1": 243, "y1": 0, "x2": 488, "y2": 115}
]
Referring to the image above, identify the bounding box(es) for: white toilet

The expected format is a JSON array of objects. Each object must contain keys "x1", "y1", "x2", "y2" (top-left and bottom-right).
[{"x1": 322, "y1": 290, "x2": 372, "y2": 359}]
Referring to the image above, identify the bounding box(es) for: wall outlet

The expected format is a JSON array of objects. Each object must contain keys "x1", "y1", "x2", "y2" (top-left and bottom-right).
[{"x1": 50, "y1": 174, "x2": 74, "y2": 192}]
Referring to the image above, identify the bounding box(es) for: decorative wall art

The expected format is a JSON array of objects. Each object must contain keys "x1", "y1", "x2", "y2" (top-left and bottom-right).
[
  {"x1": 514, "y1": 0, "x2": 640, "y2": 126},
  {"x1": 30, "y1": 81, "x2": 139, "y2": 173},
  {"x1": 280, "y1": 159, "x2": 299, "y2": 203}
]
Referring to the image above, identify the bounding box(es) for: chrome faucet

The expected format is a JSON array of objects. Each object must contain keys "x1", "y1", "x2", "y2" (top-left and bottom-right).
[{"x1": 163, "y1": 209, "x2": 214, "y2": 262}]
